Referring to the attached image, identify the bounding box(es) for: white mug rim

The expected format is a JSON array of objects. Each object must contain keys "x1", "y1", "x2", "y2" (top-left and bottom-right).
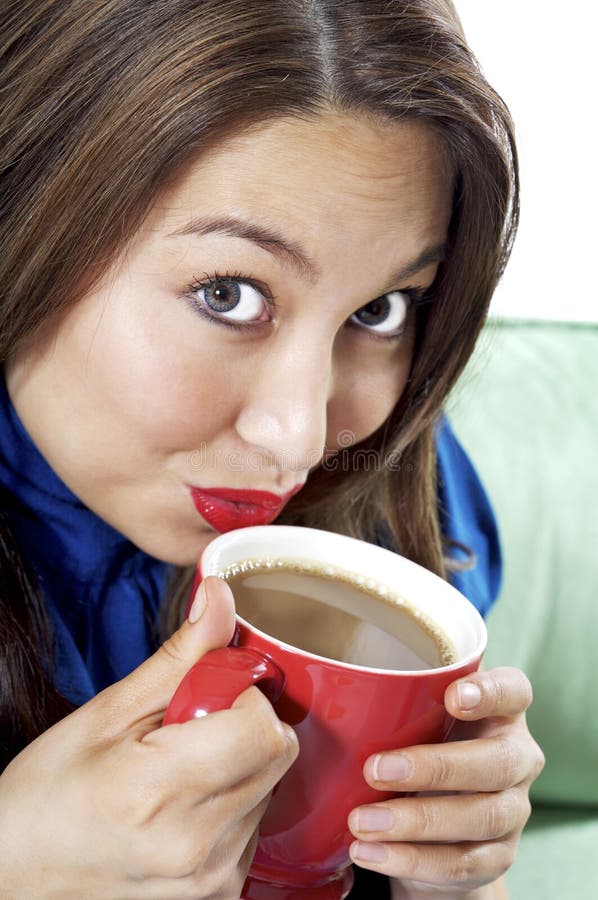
[{"x1": 202, "y1": 524, "x2": 488, "y2": 676}]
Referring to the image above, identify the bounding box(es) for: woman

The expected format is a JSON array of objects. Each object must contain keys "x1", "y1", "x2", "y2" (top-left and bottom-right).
[{"x1": 0, "y1": 1, "x2": 544, "y2": 897}]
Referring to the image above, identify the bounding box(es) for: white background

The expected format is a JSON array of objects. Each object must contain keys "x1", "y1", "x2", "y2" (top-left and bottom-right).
[{"x1": 455, "y1": 1, "x2": 596, "y2": 323}]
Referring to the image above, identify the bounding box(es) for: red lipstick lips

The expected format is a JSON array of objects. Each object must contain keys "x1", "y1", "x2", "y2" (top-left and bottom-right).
[{"x1": 190, "y1": 485, "x2": 303, "y2": 533}]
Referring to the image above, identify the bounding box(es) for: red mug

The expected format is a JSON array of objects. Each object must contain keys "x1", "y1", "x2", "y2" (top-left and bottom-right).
[{"x1": 164, "y1": 525, "x2": 487, "y2": 899}]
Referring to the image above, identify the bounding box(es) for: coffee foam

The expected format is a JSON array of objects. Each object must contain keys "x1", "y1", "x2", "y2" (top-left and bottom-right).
[{"x1": 217, "y1": 556, "x2": 457, "y2": 668}]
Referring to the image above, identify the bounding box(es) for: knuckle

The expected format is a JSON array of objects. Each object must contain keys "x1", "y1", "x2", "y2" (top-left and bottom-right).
[
  {"x1": 159, "y1": 630, "x2": 187, "y2": 665},
  {"x1": 400, "y1": 842, "x2": 422, "y2": 878},
  {"x1": 490, "y1": 673, "x2": 508, "y2": 710},
  {"x1": 156, "y1": 835, "x2": 207, "y2": 880},
  {"x1": 447, "y1": 840, "x2": 515, "y2": 887},
  {"x1": 267, "y1": 717, "x2": 292, "y2": 759},
  {"x1": 486, "y1": 667, "x2": 533, "y2": 713},
  {"x1": 268, "y1": 727, "x2": 294, "y2": 768},
  {"x1": 253, "y1": 699, "x2": 297, "y2": 766},
  {"x1": 178, "y1": 833, "x2": 257, "y2": 898},
  {"x1": 118, "y1": 784, "x2": 155, "y2": 828},
  {"x1": 428, "y1": 751, "x2": 456, "y2": 789},
  {"x1": 531, "y1": 741, "x2": 546, "y2": 779},
  {"x1": 192, "y1": 836, "x2": 258, "y2": 898},
  {"x1": 520, "y1": 793, "x2": 533, "y2": 828},
  {"x1": 517, "y1": 670, "x2": 534, "y2": 709},
  {"x1": 281, "y1": 723, "x2": 300, "y2": 763},
  {"x1": 181, "y1": 871, "x2": 221, "y2": 899},
  {"x1": 495, "y1": 839, "x2": 518, "y2": 878},
  {"x1": 494, "y1": 736, "x2": 522, "y2": 786},
  {"x1": 199, "y1": 873, "x2": 236, "y2": 899},
  {"x1": 96, "y1": 756, "x2": 163, "y2": 827},
  {"x1": 485, "y1": 791, "x2": 517, "y2": 838},
  {"x1": 414, "y1": 801, "x2": 441, "y2": 839},
  {"x1": 448, "y1": 845, "x2": 484, "y2": 884},
  {"x1": 507, "y1": 784, "x2": 532, "y2": 831}
]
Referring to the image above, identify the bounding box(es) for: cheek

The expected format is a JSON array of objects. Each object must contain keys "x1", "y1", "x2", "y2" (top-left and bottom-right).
[
  {"x1": 326, "y1": 352, "x2": 411, "y2": 448},
  {"x1": 76, "y1": 293, "x2": 242, "y2": 450}
]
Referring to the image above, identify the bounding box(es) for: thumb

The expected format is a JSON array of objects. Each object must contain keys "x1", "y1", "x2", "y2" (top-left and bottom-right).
[{"x1": 104, "y1": 575, "x2": 236, "y2": 724}]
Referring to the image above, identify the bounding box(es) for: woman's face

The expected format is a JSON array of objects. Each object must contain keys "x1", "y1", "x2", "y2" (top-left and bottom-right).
[{"x1": 6, "y1": 112, "x2": 452, "y2": 565}]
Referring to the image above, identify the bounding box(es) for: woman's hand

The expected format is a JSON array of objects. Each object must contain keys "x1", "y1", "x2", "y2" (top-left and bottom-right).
[
  {"x1": 348, "y1": 667, "x2": 545, "y2": 898},
  {"x1": 0, "y1": 577, "x2": 299, "y2": 899}
]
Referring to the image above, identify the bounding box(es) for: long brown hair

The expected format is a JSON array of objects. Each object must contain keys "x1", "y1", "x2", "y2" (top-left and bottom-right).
[{"x1": 0, "y1": 0, "x2": 518, "y2": 765}]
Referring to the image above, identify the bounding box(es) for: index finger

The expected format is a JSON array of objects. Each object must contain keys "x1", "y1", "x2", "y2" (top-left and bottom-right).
[
  {"x1": 444, "y1": 667, "x2": 534, "y2": 721},
  {"x1": 146, "y1": 685, "x2": 298, "y2": 795}
]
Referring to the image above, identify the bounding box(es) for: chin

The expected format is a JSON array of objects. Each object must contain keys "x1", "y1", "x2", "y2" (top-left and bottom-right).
[{"x1": 133, "y1": 529, "x2": 216, "y2": 568}]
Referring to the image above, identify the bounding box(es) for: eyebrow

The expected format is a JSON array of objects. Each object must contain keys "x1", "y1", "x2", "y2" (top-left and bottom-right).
[
  {"x1": 170, "y1": 214, "x2": 446, "y2": 287},
  {"x1": 170, "y1": 215, "x2": 320, "y2": 282},
  {"x1": 389, "y1": 242, "x2": 447, "y2": 285}
]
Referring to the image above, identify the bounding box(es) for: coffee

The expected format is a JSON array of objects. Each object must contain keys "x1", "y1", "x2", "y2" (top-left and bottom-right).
[{"x1": 219, "y1": 557, "x2": 457, "y2": 670}]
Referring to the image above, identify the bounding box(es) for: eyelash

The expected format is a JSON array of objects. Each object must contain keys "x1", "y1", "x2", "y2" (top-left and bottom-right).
[
  {"x1": 184, "y1": 271, "x2": 273, "y2": 334},
  {"x1": 184, "y1": 270, "x2": 429, "y2": 342}
]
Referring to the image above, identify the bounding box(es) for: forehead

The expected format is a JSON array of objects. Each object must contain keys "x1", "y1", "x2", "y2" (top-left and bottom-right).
[{"x1": 153, "y1": 111, "x2": 453, "y2": 258}]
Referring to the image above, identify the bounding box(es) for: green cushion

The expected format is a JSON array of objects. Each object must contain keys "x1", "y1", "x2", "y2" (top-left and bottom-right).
[
  {"x1": 506, "y1": 807, "x2": 598, "y2": 899},
  {"x1": 448, "y1": 321, "x2": 598, "y2": 807}
]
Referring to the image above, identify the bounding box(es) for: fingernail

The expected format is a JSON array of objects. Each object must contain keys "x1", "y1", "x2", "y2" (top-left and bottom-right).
[
  {"x1": 372, "y1": 752, "x2": 413, "y2": 783},
  {"x1": 350, "y1": 841, "x2": 388, "y2": 863},
  {"x1": 355, "y1": 807, "x2": 394, "y2": 833},
  {"x1": 188, "y1": 580, "x2": 207, "y2": 624},
  {"x1": 457, "y1": 682, "x2": 482, "y2": 710}
]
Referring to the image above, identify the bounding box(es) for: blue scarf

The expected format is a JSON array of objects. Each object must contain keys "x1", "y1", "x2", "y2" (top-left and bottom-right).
[{"x1": 0, "y1": 375, "x2": 172, "y2": 706}]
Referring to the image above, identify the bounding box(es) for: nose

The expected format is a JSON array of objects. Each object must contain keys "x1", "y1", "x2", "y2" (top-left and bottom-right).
[{"x1": 234, "y1": 338, "x2": 332, "y2": 472}]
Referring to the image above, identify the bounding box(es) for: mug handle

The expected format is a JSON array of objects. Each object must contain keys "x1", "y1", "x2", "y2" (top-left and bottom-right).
[{"x1": 162, "y1": 647, "x2": 286, "y2": 725}]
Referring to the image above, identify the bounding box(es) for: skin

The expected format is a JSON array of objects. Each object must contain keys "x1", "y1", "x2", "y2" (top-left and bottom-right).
[
  {"x1": 5, "y1": 112, "x2": 451, "y2": 566},
  {"x1": 1, "y1": 112, "x2": 543, "y2": 897},
  {"x1": 352, "y1": 667, "x2": 541, "y2": 898}
]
